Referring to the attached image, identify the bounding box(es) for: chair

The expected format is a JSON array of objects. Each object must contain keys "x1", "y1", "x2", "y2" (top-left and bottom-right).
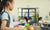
[
  {"x1": 48, "y1": 24, "x2": 50, "y2": 30},
  {"x1": 39, "y1": 23, "x2": 48, "y2": 30}
]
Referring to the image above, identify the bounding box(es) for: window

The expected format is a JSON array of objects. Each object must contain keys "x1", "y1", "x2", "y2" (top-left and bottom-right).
[{"x1": 18, "y1": 8, "x2": 39, "y2": 20}]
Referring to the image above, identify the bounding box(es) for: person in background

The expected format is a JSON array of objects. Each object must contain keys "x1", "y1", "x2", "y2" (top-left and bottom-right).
[
  {"x1": 38, "y1": 17, "x2": 48, "y2": 27},
  {"x1": 0, "y1": 0, "x2": 24, "y2": 30},
  {"x1": 39, "y1": 17, "x2": 43, "y2": 24},
  {"x1": 24, "y1": 16, "x2": 28, "y2": 23}
]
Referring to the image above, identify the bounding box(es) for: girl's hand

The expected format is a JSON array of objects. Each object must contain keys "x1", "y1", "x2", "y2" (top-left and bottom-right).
[
  {"x1": 15, "y1": 28, "x2": 24, "y2": 30},
  {"x1": 13, "y1": 28, "x2": 16, "y2": 30}
]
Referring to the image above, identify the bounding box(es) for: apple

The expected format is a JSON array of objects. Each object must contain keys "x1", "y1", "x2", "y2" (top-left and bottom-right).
[
  {"x1": 25, "y1": 23, "x2": 30, "y2": 29},
  {"x1": 28, "y1": 26, "x2": 34, "y2": 30}
]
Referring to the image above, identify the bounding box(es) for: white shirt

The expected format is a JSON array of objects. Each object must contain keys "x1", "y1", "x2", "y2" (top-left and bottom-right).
[
  {"x1": 1, "y1": 12, "x2": 14, "y2": 28},
  {"x1": 39, "y1": 20, "x2": 43, "y2": 23},
  {"x1": 39, "y1": 20, "x2": 44, "y2": 27}
]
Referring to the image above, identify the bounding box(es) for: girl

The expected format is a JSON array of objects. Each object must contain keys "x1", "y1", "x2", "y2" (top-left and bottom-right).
[
  {"x1": 39, "y1": 17, "x2": 43, "y2": 24},
  {"x1": 0, "y1": 0, "x2": 24, "y2": 30},
  {"x1": 39, "y1": 17, "x2": 48, "y2": 27},
  {"x1": 0, "y1": 0, "x2": 16, "y2": 30}
]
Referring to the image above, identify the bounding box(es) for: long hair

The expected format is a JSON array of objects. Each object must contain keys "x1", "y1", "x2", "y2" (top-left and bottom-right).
[{"x1": 0, "y1": 0, "x2": 13, "y2": 12}]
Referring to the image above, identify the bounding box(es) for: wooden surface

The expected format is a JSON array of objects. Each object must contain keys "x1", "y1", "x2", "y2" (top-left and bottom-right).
[{"x1": 34, "y1": 26, "x2": 41, "y2": 30}]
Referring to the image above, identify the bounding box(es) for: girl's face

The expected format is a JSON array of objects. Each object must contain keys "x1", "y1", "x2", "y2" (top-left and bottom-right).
[
  {"x1": 40, "y1": 18, "x2": 42, "y2": 20},
  {"x1": 9, "y1": 0, "x2": 14, "y2": 11}
]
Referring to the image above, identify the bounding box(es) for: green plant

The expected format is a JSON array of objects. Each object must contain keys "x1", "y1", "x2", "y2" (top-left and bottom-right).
[{"x1": 33, "y1": 13, "x2": 39, "y2": 23}]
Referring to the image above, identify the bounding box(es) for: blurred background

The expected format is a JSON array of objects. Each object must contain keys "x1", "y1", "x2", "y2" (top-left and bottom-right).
[
  {"x1": 10, "y1": 0, "x2": 50, "y2": 20},
  {"x1": 8, "y1": 0, "x2": 50, "y2": 30}
]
